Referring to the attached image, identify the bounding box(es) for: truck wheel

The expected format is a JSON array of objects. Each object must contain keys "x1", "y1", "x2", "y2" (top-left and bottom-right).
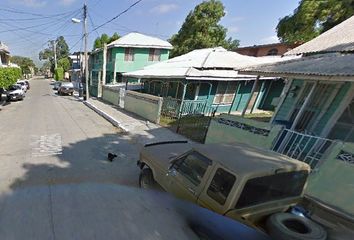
[
  {"x1": 266, "y1": 213, "x2": 327, "y2": 240},
  {"x1": 139, "y1": 168, "x2": 155, "y2": 189}
]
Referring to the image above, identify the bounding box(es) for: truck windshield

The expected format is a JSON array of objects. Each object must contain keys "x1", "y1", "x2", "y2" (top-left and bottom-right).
[{"x1": 235, "y1": 170, "x2": 308, "y2": 209}]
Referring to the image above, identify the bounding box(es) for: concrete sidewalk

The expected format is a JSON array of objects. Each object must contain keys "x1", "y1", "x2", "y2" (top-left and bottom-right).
[{"x1": 81, "y1": 96, "x2": 188, "y2": 146}]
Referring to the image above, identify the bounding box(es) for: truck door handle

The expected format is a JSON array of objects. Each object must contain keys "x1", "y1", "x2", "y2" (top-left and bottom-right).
[{"x1": 188, "y1": 187, "x2": 195, "y2": 195}]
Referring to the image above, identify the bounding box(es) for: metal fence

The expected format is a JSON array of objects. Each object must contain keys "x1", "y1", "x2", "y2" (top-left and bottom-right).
[{"x1": 272, "y1": 129, "x2": 336, "y2": 169}]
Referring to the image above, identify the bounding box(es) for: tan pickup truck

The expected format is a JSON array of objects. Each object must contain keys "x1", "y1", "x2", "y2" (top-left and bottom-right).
[{"x1": 137, "y1": 142, "x2": 327, "y2": 240}]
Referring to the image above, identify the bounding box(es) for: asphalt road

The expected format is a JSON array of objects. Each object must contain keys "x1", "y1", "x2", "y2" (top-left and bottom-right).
[{"x1": 0, "y1": 77, "x2": 140, "y2": 192}]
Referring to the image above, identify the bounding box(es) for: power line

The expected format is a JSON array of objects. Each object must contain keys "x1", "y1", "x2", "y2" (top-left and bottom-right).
[{"x1": 90, "y1": 0, "x2": 143, "y2": 33}]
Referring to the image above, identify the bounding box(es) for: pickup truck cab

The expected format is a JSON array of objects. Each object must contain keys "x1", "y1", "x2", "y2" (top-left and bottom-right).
[{"x1": 137, "y1": 142, "x2": 314, "y2": 232}]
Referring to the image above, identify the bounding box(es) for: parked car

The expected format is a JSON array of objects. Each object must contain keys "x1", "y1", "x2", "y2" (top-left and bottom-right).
[
  {"x1": 137, "y1": 142, "x2": 327, "y2": 240},
  {"x1": 53, "y1": 81, "x2": 62, "y2": 90},
  {"x1": 58, "y1": 82, "x2": 74, "y2": 95},
  {"x1": 16, "y1": 81, "x2": 28, "y2": 92},
  {"x1": 7, "y1": 84, "x2": 25, "y2": 101}
]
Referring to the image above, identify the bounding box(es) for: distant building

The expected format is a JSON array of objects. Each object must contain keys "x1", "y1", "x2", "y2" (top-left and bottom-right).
[
  {"x1": 0, "y1": 41, "x2": 10, "y2": 67},
  {"x1": 235, "y1": 43, "x2": 302, "y2": 57},
  {"x1": 68, "y1": 52, "x2": 87, "y2": 89}
]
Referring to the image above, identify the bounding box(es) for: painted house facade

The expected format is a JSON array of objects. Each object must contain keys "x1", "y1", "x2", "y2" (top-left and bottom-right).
[
  {"x1": 89, "y1": 33, "x2": 172, "y2": 96},
  {"x1": 242, "y1": 15, "x2": 354, "y2": 144},
  {"x1": 0, "y1": 41, "x2": 10, "y2": 67},
  {"x1": 124, "y1": 47, "x2": 292, "y2": 117}
]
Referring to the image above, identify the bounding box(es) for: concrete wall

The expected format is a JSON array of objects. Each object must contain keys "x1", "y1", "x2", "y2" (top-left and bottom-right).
[
  {"x1": 102, "y1": 86, "x2": 120, "y2": 106},
  {"x1": 124, "y1": 90, "x2": 162, "y2": 123},
  {"x1": 306, "y1": 142, "x2": 354, "y2": 215},
  {"x1": 205, "y1": 114, "x2": 283, "y2": 149}
]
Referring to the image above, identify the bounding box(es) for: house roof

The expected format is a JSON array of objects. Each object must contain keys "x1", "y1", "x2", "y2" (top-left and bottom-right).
[
  {"x1": 240, "y1": 53, "x2": 354, "y2": 81},
  {"x1": 0, "y1": 41, "x2": 10, "y2": 54},
  {"x1": 108, "y1": 32, "x2": 173, "y2": 50},
  {"x1": 124, "y1": 47, "x2": 293, "y2": 81},
  {"x1": 285, "y1": 15, "x2": 354, "y2": 55}
]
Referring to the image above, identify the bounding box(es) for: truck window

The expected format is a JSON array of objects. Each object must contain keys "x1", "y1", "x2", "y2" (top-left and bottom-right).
[
  {"x1": 207, "y1": 168, "x2": 236, "y2": 205},
  {"x1": 235, "y1": 170, "x2": 308, "y2": 209},
  {"x1": 174, "y1": 151, "x2": 211, "y2": 186}
]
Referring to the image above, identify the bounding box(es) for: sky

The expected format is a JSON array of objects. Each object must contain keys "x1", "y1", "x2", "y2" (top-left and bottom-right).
[{"x1": 0, "y1": 0, "x2": 300, "y2": 66}]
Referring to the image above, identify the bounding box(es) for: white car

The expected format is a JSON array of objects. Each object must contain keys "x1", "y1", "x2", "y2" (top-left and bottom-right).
[
  {"x1": 16, "y1": 81, "x2": 28, "y2": 92},
  {"x1": 7, "y1": 84, "x2": 25, "y2": 101}
]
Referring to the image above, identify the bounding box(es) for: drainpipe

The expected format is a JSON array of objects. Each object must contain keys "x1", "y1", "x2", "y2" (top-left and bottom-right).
[
  {"x1": 98, "y1": 44, "x2": 107, "y2": 98},
  {"x1": 241, "y1": 76, "x2": 260, "y2": 117},
  {"x1": 290, "y1": 81, "x2": 318, "y2": 130}
]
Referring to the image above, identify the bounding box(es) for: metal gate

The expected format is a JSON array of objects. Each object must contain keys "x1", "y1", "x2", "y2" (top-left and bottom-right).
[{"x1": 272, "y1": 129, "x2": 335, "y2": 169}]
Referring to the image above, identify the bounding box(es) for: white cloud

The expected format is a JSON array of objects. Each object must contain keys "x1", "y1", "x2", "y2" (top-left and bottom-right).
[
  {"x1": 150, "y1": 3, "x2": 179, "y2": 14},
  {"x1": 59, "y1": 0, "x2": 76, "y2": 6},
  {"x1": 228, "y1": 26, "x2": 239, "y2": 33},
  {"x1": 260, "y1": 35, "x2": 280, "y2": 44},
  {"x1": 10, "y1": 0, "x2": 46, "y2": 8}
]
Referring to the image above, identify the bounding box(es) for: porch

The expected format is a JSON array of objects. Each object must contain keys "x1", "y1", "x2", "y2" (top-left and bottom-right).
[{"x1": 142, "y1": 78, "x2": 284, "y2": 118}]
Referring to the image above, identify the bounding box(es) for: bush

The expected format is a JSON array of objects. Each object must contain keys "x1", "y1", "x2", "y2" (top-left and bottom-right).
[
  {"x1": 0, "y1": 67, "x2": 22, "y2": 89},
  {"x1": 54, "y1": 67, "x2": 64, "y2": 81}
]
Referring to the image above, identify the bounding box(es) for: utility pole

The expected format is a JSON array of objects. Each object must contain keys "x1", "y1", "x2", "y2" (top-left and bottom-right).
[
  {"x1": 83, "y1": 3, "x2": 89, "y2": 100},
  {"x1": 52, "y1": 40, "x2": 57, "y2": 69}
]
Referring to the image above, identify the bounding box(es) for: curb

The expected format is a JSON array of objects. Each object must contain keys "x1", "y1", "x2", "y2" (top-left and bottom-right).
[{"x1": 83, "y1": 100, "x2": 130, "y2": 132}]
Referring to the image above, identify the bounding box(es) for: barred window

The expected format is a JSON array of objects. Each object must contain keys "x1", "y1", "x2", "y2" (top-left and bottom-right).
[
  {"x1": 148, "y1": 48, "x2": 161, "y2": 61},
  {"x1": 124, "y1": 48, "x2": 134, "y2": 61},
  {"x1": 213, "y1": 82, "x2": 238, "y2": 104}
]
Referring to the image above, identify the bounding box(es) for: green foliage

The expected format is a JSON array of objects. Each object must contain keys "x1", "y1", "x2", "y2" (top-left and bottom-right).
[
  {"x1": 277, "y1": 0, "x2": 354, "y2": 43},
  {"x1": 54, "y1": 67, "x2": 64, "y2": 81},
  {"x1": 0, "y1": 67, "x2": 22, "y2": 88},
  {"x1": 58, "y1": 57, "x2": 70, "y2": 72},
  {"x1": 10, "y1": 56, "x2": 36, "y2": 74},
  {"x1": 93, "y1": 32, "x2": 121, "y2": 49},
  {"x1": 39, "y1": 36, "x2": 69, "y2": 73},
  {"x1": 169, "y1": 0, "x2": 239, "y2": 57}
]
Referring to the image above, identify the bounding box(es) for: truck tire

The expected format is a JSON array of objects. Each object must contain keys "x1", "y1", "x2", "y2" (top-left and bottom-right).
[
  {"x1": 139, "y1": 168, "x2": 155, "y2": 189},
  {"x1": 267, "y1": 213, "x2": 327, "y2": 240}
]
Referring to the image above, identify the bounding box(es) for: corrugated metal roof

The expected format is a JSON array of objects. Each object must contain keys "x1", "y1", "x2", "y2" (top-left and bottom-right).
[
  {"x1": 285, "y1": 15, "x2": 354, "y2": 55},
  {"x1": 124, "y1": 47, "x2": 292, "y2": 80},
  {"x1": 108, "y1": 32, "x2": 172, "y2": 49},
  {"x1": 240, "y1": 53, "x2": 354, "y2": 81}
]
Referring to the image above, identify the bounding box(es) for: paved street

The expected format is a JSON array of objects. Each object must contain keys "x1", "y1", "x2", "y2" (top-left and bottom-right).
[{"x1": 0, "y1": 77, "x2": 141, "y2": 192}]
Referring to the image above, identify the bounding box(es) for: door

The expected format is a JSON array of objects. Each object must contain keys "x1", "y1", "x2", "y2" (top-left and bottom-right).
[
  {"x1": 166, "y1": 151, "x2": 213, "y2": 203},
  {"x1": 198, "y1": 167, "x2": 237, "y2": 214}
]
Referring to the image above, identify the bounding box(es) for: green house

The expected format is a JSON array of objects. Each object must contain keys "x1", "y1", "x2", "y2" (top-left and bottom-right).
[
  {"x1": 124, "y1": 47, "x2": 287, "y2": 117},
  {"x1": 89, "y1": 32, "x2": 172, "y2": 96}
]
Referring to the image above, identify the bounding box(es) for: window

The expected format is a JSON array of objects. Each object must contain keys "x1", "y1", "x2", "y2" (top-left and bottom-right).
[
  {"x1": 148, "y1": 48, "x2": 161, "y2": 61},
  {"x1": 116, "y1": 73, "x2": 123, "y2": 83},
  {"x1": 235, "y1": 171, "x2": 308, "y2": 209},
  {"x1": 124, "y1": 48, "x2": 134, "y2": 61},
  {"x1": 213, "y1": 82, "x2": 238, "y2": 104},
  {"x1": 267, "y1": 48, "x2": 279, "y2": 56},
  {"x1": 174, "y1": 151, "x2": 212, "y2": 186},
  {"x1": 207, "y1": 168, "x2": 236, "y2": 205},
  {"x1": 107, "y1": 49, "x2": 112, "y2": 62}
]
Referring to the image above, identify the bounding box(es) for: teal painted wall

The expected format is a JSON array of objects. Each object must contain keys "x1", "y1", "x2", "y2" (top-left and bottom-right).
[
  {"x1": 114, "y1": 47, "x2": 169, "y2": 73},
  {"x1": 312, "y1": 82, "x2": 352, "y2": 135},
  {"x1": 274, "y1": 79, "x2": 304, "y2": 121}
]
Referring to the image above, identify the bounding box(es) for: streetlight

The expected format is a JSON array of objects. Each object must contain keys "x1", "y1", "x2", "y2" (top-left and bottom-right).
[{"x1": 71, "y1": 3, "x2": 89, "y2": 100}]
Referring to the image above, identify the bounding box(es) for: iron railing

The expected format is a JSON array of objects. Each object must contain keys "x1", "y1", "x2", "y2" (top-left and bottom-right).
[{"x1": 272, "y1": 129, "x2": 335, "y2": 169}]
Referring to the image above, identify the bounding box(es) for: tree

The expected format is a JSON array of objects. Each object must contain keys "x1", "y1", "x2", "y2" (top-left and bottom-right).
[
  {"x1": 93, "y1": 32, "x2": 121, "y2": 49},
  {"x1": 277, "y1": 0, "x2": 354, "y2": 43},
  {"x1": 39, "y1": 36, "x2": 69, "y2": 73},
  {"x1": 58, "y1": 57, "x2": 70, "y2": 72},
  {"x1": 168, "y1": 0, "x2": 239, "y2": 57},
  {"x1": 10, "y1": 56, "x2": 36, "y2": 74}
]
